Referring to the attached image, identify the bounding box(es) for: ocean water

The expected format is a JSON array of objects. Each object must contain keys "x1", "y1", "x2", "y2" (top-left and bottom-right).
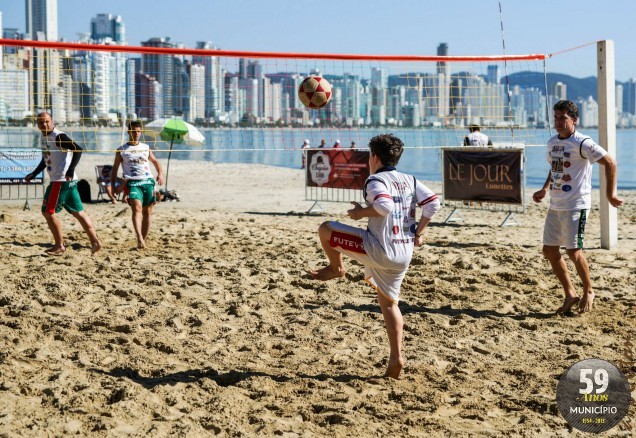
[{"x1": 2, "y1": 127, "x2": 635, "y2": 189}]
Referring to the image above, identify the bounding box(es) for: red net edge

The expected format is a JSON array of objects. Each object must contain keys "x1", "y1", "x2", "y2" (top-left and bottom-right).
[{"x1": 0, "y1": 38, "x2": 546, "y2": 62}]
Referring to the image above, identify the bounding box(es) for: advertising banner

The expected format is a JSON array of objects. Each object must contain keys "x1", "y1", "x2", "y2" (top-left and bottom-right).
[
  {"x1": 306, "y1": 149, "x2": 370, "y2": 190},
  {"x1": 443, "y1": 147, "x2": 523, "y2": 204},
  {"x1": 0, "y1": 149, "x2": 43, "y2": 185}
]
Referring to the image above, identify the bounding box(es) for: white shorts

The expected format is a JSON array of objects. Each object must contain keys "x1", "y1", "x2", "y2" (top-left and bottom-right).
[
  {"x1": 326, "y1": 221, "x2": 408, "y2": 304},
  {"x1": 542, "y1": 209, "x2": 588, "y2": 249}
]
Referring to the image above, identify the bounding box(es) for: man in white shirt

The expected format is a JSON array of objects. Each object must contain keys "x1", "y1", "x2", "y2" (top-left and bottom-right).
[
  {"x1": 25, "y1": 112, "x2": 101, "y2": 256},
  {"x1": 110, "y1": 120, "x2": 164, "y2": 250},
  {"x1": 463, "y1": 124, "x2": 492, "y2": 146},
  {"x1": 532, "y1": 100, "x2": 622, "y2": 314}
]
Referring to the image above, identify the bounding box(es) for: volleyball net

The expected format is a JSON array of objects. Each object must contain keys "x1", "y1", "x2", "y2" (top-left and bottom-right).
[{"x1": 0, "y1": 38, "x2": 552, "y2": 156}]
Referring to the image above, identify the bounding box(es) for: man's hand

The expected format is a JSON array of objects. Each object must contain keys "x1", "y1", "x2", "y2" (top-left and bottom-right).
[
  {"x1": 532, "y1": 189, "x2": 547, "y2": 203},
  {"x1": 608, "y1": 193, "x2": 623, "y2": 208},
  {"x1": 156, "y1": 174, "x2": 164, "y2": 186},
  {"x1": 347, "y1": 201, "x2": 364, "y2": 220},
  {"x1": 24, "y1": 173, "x2": 34, "y2": 183}
]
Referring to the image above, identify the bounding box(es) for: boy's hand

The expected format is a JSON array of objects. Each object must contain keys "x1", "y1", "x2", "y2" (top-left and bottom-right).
[{"x1": 347, "y1": 201, "x2": 364, "y2": 220}]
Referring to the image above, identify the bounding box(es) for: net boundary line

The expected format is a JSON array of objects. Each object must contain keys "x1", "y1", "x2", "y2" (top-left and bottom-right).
[{"x1": 0, "y1": 38, "x2": 545, "y2": 62}]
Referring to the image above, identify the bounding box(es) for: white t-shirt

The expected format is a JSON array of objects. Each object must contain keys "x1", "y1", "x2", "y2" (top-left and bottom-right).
[
  {"x1": 363, "y1": 168, "x2": 440, "y2": 269},
  {"x1": 465, "y1": 131, "x2": 490, "y2": 146},
  {"x1": 40, "y1": 128, "x2": 77, "y2": 182},
  {"x1": 117, "y1": 142, "x2": 153, "y2": 180},
  {"x1": 546, "y1": 131, "x2": 607, "y2": 211}
]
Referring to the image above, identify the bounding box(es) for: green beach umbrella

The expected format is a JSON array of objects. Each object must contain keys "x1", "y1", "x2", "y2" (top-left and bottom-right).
[{"x1": 143, "y1": 117, "x2": 205, "y2": 191}]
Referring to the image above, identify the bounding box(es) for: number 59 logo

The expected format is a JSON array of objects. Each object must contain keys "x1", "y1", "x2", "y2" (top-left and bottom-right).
[{"x1": 557, "y1": 359, "x2": 631, "y2": 433}]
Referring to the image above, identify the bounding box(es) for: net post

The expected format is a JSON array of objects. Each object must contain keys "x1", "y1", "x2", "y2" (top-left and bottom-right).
[{"x1": 597, "y1": 40, "x2": 617, "y2": 249}]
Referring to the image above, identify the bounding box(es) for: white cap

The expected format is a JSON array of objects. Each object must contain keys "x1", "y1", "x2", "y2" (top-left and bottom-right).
[
  {"x1": 335, "y1": 139, "x2": 340, "y2": 143},
  {"x1": 303, "y1": 139, "x2": 310, "y2": 144}
]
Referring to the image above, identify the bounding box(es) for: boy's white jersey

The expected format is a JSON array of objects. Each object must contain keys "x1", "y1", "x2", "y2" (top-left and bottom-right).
[
  {"x1": 40, "y1": 128, "x2": 76, "y2": 182},
  {"x1": 363, "y1": 168, "x2": 439, "y2": 269},
  {"x1": 117, "y1": 142, "x2": 153, "y2": 180},
  {"x1": 546, "y1": 131, "x2": 607, "y2": 211}
]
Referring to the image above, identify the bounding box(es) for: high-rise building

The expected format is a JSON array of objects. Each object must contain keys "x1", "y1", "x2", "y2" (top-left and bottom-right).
[
  {"x1": 552, "y1": 82, "x2": 567, "y2": 100},
  {"x1": 486, "y1": 65, "x2": 499, "y2": 84},
  {"x1": 90, "y1": 14, "x2": 126, "y2": 43},
  {"x1": 623, "y1": 78, "x2": 636, "y2": 115},
  {"x1": 141, "y1": 37, "x2": 175, "y2": 117},
  {"x1": 436, "y1": 43, "x2": 448, "y2": 76},
  {"x1": 25, "y1": 0, "x2": 58, "y2": 41},
  {"x1": 193, "y1": 41, "x2": 224, "y2": 119}
]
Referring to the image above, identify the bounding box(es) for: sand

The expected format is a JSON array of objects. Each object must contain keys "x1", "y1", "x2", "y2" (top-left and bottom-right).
[{"x1": 0, "y1": 153, "x2": 635, "y2": 436}]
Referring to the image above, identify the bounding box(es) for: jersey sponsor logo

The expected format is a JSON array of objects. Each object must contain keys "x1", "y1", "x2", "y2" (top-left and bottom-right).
[
  {"x1": 392, "y1": 211, "x2": 402, "y2": 219},
  {"x1": 392, "y1": 238, "x2": 412, "y2": 244},
  {"x1": 410, "y1": 224, "x2": 417, "y2": 234},
  {"x1": 552, "y1": 144, "x2": 565, "y2": 153},
  {"x1": 562, "y1": 185, "x2": 572, "y2": 192},
  {"x1": 392, "y1": 196, "x2": 402, "y2": 203},
  {"x1": 562, "y1": 174, "x2": 572, "y2": 182},
  {"x1": 392, "y1": 225, "x2": 399, "y2": 235},
  {"x1": 564, "y1": 161, "x2": 571, "y2": 168},
  {"x1": 564, "y1": 152, "x2": 571, "y2": 157}
]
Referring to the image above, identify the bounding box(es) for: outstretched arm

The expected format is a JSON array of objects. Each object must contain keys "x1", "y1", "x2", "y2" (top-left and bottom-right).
[
  {"x1": 597, "y1": 155, "x2": 623, "y2": 208},
  {"x1": 25, "y1": 158, "x2": 46, "y2": 182},
  {"x1": 111, "y1": 153, "x2": 123, "y2": 188}
]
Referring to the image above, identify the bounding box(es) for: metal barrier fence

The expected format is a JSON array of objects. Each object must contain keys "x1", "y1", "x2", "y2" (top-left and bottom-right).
[
  {"x1": 0, "y1": 184, "x2": 44, "y2": 210},
  {"x1": 304, "y1": 185, "x2": 364, "y2": 214}
]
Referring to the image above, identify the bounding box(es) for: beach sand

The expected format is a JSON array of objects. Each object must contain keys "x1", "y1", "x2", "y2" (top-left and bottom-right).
[{"x1": 1, "y1": 154, "x2": 635, "y2": 436}]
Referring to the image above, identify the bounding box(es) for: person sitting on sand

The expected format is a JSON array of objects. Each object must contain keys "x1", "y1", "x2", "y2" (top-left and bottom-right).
[
  {"x1": 110, "y1": 120, "x2": 164, "y2": 250},
  {"x1": 309, "y1": 133, "x2": 440, "y2": 379},
  {"x1": 532, "y1": 100, "x2": 622, "y2": 314}
]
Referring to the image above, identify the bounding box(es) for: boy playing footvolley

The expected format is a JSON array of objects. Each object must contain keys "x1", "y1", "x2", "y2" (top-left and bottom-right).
[{"x1": 310, "y1": 134, "x2": 440, "y2": 379}]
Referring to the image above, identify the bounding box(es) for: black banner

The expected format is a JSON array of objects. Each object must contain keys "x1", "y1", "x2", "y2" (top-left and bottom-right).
[{"x1": 443, "y1": 147, "x2": 523, "y2": 204}]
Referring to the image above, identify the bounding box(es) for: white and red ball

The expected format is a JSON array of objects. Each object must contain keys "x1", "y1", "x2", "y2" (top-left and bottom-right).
[{"x1": 298, "y1": 76, "x2": 332, "y2": 109}]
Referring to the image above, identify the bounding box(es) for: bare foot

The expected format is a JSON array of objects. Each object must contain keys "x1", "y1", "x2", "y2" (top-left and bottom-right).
[
  {"x1": 556, "y1": 296, "x2": 580, "y2": 315},
  {"x1": 384, "y1": 356, "x2": 405, "y2": 379},
  {"x1": 136, "y1": 241, "x2": 146, "y2": 250},
  {"x1": 91, "y1": 240, "x2": 102, "y2": 255},
  {"x1": 578, "y1": 291, "x2": 595, "y2": 313},
  {"x1": 45, "y1": 245, "x2": 66, "y2": 256},
  {"x1": 308, "y1": 265, "x2": 345, "y2": 281}
]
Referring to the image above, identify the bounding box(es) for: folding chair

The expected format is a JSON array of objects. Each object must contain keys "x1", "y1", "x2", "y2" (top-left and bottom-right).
[{"x1": 95, "y1": 165, "x2": 123, "y2": 202}]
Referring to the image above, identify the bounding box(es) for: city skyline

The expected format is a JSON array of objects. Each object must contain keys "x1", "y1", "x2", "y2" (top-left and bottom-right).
[
  {"x1": 2, "y1": 0, "x2": 636, "y2": 81},
  {"x1": 1, "y1": 2, "x2": 634, "y2": 129}
]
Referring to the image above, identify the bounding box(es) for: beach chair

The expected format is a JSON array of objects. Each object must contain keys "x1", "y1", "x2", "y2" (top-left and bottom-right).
[{"x1": 95, "y1": 165, "x2": 119, "y2": 202}]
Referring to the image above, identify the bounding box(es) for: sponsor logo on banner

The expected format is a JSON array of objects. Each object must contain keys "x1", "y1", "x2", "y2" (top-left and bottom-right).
[
  {"x1": 442, "y1": 148, "x2": 523, "y2": 204},
  {"x1": 309, "y1": 152, "x2": 331, "y2": 186}
]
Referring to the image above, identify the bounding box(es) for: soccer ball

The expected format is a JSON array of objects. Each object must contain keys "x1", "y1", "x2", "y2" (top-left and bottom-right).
[{"x1": 298, "y1": 76, "x2": 332, "y2": 109}]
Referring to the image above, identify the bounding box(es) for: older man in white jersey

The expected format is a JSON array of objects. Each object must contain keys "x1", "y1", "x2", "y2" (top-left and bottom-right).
[
  {"x1": 25, "y1": 112, "x2": 101, "y2": 256},
  {"x1": 310, "y1": 134, "x2": 440, "y2": 379},
  {"x1": 533, "y1": 100, "x2": 622, "y2": 314},
  {"x1": 110, "y1": 120, "x2": 163, "y2": 250}
]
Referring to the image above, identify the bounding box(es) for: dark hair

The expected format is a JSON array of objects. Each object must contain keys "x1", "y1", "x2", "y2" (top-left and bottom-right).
[
  {"x1": 127, "y1": 120, "x2": 143, "y2": 130},
  {"x1": 368, "y1": 134, "x2": 404, "y2": 166},
  {"x1": 469, "y1": 124, "x2": 481, "y2": 132},
  {"x1": 553, "y1": 100, "x2": 579, "y2": 119}
]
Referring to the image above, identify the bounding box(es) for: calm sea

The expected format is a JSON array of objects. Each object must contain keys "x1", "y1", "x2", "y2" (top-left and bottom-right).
[{"x1": 2, "y1": 128, "x2": 635, "y2": 189}]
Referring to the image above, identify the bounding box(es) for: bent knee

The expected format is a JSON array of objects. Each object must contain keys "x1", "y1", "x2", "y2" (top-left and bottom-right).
[{"x1": 542, "y1": 245, "x2": 561, "y2": 260}]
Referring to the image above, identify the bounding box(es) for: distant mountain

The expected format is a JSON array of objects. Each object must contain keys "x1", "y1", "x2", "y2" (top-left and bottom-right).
[{"x1": 505, "y1": 72, "x2": 606, "y2": 101}]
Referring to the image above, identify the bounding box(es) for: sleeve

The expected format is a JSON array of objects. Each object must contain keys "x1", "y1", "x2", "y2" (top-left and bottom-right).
[
  {"x1": 365, "y1": 178, "x2": 393, "y2": 216},
  {"x1": 28, "y1": 158, "x2": 46, "y2": 178},
  {"x1": 415, "y1": 180, "x2": 441, "y2": 219},
  {"x1": 581, "y1": 139, "x2": 607, "y2": 163},
  {"x1": 56, "y1": 133, "x2": 83, "y2": 177}
]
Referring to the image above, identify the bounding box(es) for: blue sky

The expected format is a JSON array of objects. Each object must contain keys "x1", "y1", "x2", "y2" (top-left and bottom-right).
[{"x1": 2, "y1": 0, "x2": 636, "y2": 81}]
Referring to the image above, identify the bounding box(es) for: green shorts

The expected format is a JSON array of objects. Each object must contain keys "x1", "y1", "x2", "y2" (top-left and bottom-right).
[
  {"x1": 42, "y1": 181, "x2": 84, "y2": 214},
  {"x1": 127, "y1": 178, "x2": 156, "y2": 207}
]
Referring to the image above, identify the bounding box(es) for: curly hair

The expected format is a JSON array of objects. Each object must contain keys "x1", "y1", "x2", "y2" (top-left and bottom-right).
[
  {"x1": 553, "y1": 100, "x2": 579, "y2": 119},
  {"x1": 368, "y1": 134, "x2": 404, "y2": 167}
]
